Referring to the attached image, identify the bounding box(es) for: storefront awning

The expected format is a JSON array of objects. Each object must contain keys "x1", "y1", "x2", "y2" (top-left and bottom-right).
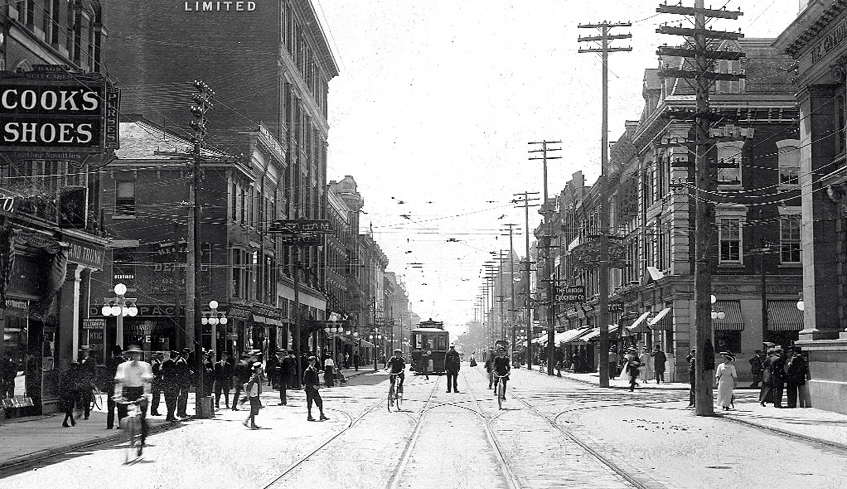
[
  {"x1": 713, "y1": 300, "x2": 744, "y2": 331},
  {"x1": 648, "y1": 308, "x2": 672, "y2": 331},
  {"x1": 767, "y1": 300, "x2": 803, "y2": 331},
  {"x1": 626, "y1": 311, "x2": 652, "y2": 333},
  {"x1": 359, "y1": 339, "x2": 375, "y2": 348},
  {"x1": 579, "y1": 324, "x2": 619, "y2": 342},
  {"x1": 555, "y1": 328, "x2": 589, "y2": 345},
  {"x1": 563, "y1": 327, "x2": 594, "y2": 344}
]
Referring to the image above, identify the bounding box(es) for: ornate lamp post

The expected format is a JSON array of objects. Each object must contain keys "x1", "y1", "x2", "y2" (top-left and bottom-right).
[
  {"x1": 323, "y1": 319, "x2": 342, "y2": 367},
  {"x1": 201, "y1": 300, "x2": 228, "y2": 355},
  {"x1": 102, "y1": 283, "x2": 137, "y2": 351}
]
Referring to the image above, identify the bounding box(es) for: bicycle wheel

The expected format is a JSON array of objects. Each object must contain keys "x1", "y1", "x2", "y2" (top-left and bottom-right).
[
  {"x1": 124, "y1": 417, "x2": 139, "y2": 463},
  {"x1": 396, "y1": 387, "x2": 403, "y2": 410},
  {"x1": 387, "y1": 385, "x2": 394, "y2": 412},
  {"x1": 497, "y1": 381, "x2": 504, "y2": 410}
]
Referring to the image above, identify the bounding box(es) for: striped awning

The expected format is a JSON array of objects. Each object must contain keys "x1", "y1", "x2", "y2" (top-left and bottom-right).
[
  {"x1": 627, "y1": 312, "x2": 652, "y2": 333},
  {"x1": 578, "y1": 324, "x2": 619, "y2": 342},
  {"x1": 556, "y1": 328, "x2": 590, "y2": 345},
  {"x1": 767, "y1": 300, "x2": 803, "y2": 331},
  {"x1": 564, "y1": 328, "x2": 595, "y2": 344},
  {"x1": 713, "y1": 300, "x2": 744, "y2": 331},
  {"x1": 648, "y1": 308, "x2": 672, "y2": 331}
]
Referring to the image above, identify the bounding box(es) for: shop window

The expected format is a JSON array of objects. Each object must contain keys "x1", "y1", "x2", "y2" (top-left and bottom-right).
[
  {"x1": 719, "y1": 218, "x2": 741, "y2": 264},
  {"x1": 714, "y1": 330, "x2": 741, "y2": 353},
  {"x1": 777, "y1": 140, "x2": 800, "y2": 186},
  {"x1": 115, "y1": 180, "x2": 135, "y2": 218},
  {"x1": 780, "y1": 215, "x2": 801, "y2": 264}
]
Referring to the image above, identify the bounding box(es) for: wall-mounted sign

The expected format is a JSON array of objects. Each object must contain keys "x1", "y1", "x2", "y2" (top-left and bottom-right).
[
  {"x1": 269, "y1": 219, "x2": 331, "y2": 234},
  {"x1": 0, "y1": 65, "x2": 119, "y2": 167},
  {"x1": 82, "y1": 318, "x2": 105, "y2": 329}
]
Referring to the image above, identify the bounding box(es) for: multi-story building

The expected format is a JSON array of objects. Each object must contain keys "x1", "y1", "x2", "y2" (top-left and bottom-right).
[
  {"x1": 385, "y1": 271, "x2": 410, "y2": 354},
  {"x1": 97, "y1": 0, "x2": 338, "y2": 357},
  {"x1": 0, "y1": 0, "x2": 111, "y2": 415},
  {"x1": 552, "y1": 39, "x2": 801, "y2": 381},
  {"x1": 774, "y1": 0, "x2": 847, "y2": 414}
]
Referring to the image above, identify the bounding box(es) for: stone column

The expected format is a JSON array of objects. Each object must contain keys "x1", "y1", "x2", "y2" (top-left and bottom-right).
[
  {"x1": 798, "y1": 84, "x2": 842, "y2": 340},
  {"x1": 57, "y1": 264, "x2": 82, "y2": 370}
]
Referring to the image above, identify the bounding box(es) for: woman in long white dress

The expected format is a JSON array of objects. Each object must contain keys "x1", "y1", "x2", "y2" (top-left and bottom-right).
[
  {"x1": 639, "y1": 346, "x2": 652, "y2": 383},
  {"x1": 715, "y1": 352, "x2": 738, "y2": 410}
]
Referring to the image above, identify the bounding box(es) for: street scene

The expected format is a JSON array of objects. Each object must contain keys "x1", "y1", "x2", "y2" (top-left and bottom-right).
[{"x1": 3, "y1": 0, "x2": 847, "y2": 487}]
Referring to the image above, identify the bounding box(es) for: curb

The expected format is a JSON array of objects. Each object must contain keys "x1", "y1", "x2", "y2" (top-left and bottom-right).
[
  {"x1": 0, "y1": 417, "x2": 183, "y2": 471},
  {"x1": 557, "y1": 372, "x2": 689, "y2": 391}
]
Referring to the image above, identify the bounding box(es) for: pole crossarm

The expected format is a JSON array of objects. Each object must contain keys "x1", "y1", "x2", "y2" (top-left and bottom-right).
[
  {"x1": 657, "y1": 68, "x2": 746, "y2": 81},
  {"x1": 656, "y1": 5, "x2": 742, "y2": 19},
  {"x1": 657, "y1": 45, "x2": 744, "y2": 60},
  {"x1": 656, "y1": 26, "x2": 743, "y2": 40},
  {"x1": 578, "y1": 47, "x2": 633, "y2": 54},
  {"x1": 578, "y1": 22, "x2": 632, "y2": 28},
  {"x1": 578, "y1": 33, "x2": 633, "y2": 42}
]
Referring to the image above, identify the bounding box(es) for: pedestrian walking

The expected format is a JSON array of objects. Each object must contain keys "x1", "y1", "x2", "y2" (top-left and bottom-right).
[
  {"x1": 242, "y1": 362, "x2": 263, "y2": 429},
  {"x1": 353, "y1": 352, "x2": 360, "y2": 371},
  {"x1": 203, "y1": 350, "x2": 215, "y2": 400},
  {"x1": 445, "y1": 344, "x2": 461, "y2": 393},
  {"x1": 161, "y1": 350, "x2": 179, "y2": 421},
  {"x1": 484, "y1": 350, "x2": 495, "y2": 388},
  {"x1": 420, "y1": 343, "x2": 432, "y2": 380},
  {"x1": 266, "y1": 352, "x2": 279, "y2": 388},
  {"x1": 715, "y1": 351, "x2": 738, "y2": 410},
  {"x1": 174, "y1": 350, "x2": 191, "y2": 417},
  {"x1": 761, "y1": 347, "x2": 787, "y2": 408},
  {"x1": 214, "y1": 352, "x2": 233, "y2": 409},
  {"x1": 786, "y1": 346, "x2": 810, "y2": 408},
  {"x1": 232, "y1": 354, "x2": 251, "y2": 411},
  {"x1": 651, "y1": 345, "x2": 667, "y2": 384},
  {"x1": 686, "y1": 349, "x2": 696, "y2": 408},
  {"x1": 608, "y1": 348, "x2": 619, "y2": 379},
  {"x1": 748, "y1": 350, "x2": 765, "y2": 388},
  {"x1": 105, "y1": 345, "x2": 125, "y2": 428},
  {"x1": 59, "y1": 362, "x2": 79, "y2": 428},
  {"x1": 623, "y1": 347, "x2": 641, "y2": 391},
  {"x1": 324, "y1": 355, "x2": 335, "y2": 388},
  {"x1": 303, "y1": 356, "x2": 328, "y2": 422},
  {"x1": 78, "y1": 345, "x2": 96, "y2": 420},
  {"x1": 1, "y1": 355, "x2": 17, "y2": 398},
  {"x1": 150, "y1": 351, "x2": 163, "y2": 416},
  {"x1": 280, "y1": 350, "x2": 297, "y2": 404},
  {"x1": 639, "y1": 346, "x2": 652, "y2": 383}
]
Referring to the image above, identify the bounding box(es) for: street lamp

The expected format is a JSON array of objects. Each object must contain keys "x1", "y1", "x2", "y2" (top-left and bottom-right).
[
  {"x1": 370, "y1": 329, "x2": 383, "y2": 370},
  {"x1": 323, "y1": 319, "x2": 342, "y2": 367},
  {"x1": 102, "y1": 283, "x2": 137, "y2": 350},
  {"x1": 201, "y1": 300, "x2": 228, "y2": 354},
  {"x1": 710, "y1": 295, "x2": 726, "y2": 320}
]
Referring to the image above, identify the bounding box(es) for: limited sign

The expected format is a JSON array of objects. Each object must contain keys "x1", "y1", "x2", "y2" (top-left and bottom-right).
[{"x1": 0, "y1": 65, "x2": 119, "y2": 166}]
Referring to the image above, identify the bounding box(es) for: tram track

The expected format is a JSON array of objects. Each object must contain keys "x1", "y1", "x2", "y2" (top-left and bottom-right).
[{"x1": 464, "y1": 365, "x2": 667, "y2": 489}]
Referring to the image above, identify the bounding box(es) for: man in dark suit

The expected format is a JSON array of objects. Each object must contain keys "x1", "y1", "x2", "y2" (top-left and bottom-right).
[
  {"x1": 769, "y1": 346, "x2": 787, "y2": 408},
  {"x1": 444, "y1": 345, "x2": 461, "y2": 393},
  {"x1": 161, "y1": 350, "x2": 179, "y2": 421},
  {"x1": 213, "y1": 352, "x2": 233, "y2": 409},
  {"x1": 78, "y1": 345, "x2": 96, "y2": 420},
  {"x1": 279, "y1": 350, "x2": 296, "y2": 405},
  {"x1": 150, "y1": 351, "x2": 164, "y2": 416},
  {"x1": 174, "y1": 350, "x2": 191, "y2": 417},
  {"x1": 303, "y1": 356, "x2": 328, "y2": 422}
]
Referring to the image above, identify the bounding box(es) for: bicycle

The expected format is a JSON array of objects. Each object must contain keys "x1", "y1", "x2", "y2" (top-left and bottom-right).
[
  {"x1": 387, "y1": 372, "x2": 404, "y2": 412},
  {"x1": 117, "y1": 397, "x2": 146, "y2": 462},
  {"x1": 493, "y1": 373, "x2": 508, "y2": 410}
]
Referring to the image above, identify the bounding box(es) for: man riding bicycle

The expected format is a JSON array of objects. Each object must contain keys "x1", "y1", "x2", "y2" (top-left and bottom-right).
[
  {"x1": 113, "y1": 345, "x2": 153, "y2": 454},
  {"x1": 493, "y1": 346, "x2": 511, "y2": 399},
  {"x1": 386, "y1": 348, "x2": 406, "y2": 395}
]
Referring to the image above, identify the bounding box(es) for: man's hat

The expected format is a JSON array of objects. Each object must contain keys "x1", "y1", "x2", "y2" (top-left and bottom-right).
[
  {"x1": 252, "y1": 362, "x2": 262, "y2": 370},
  {"x1": 124, "y1": 345, "x2": 143, "y2": 355},
  {"x1": 170, "y1": 350, "x2": 180, "y2": 357},
  {"x1": 79, "y1": 345, "x2": 91, "y2": 351},
  {"x1": 394, "y1": 348, "x2": 402, "y2": 353},
  {"x1": 794, "y1": 346, "x2": 803, "y2": 353}
]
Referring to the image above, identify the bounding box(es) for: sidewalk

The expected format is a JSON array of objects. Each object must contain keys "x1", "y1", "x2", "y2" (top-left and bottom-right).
[
  {"x1": 546, "y1": 366, "x2": 847, "y2": 450},
  {"x1": 0, "y1": 367, "x2": 371, "y2": 471}
]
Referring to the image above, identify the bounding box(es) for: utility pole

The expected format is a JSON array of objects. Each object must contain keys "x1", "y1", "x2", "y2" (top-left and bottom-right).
[
  {"x1": 513, "y1": 191, "x2": 539, "y2": 369},
  {"x1": 188, "y1": 80, "x2": 214, "y2": 417},
  {"x1": 498, "y1": 250, "x2": 508, "y2": 341},
  {"x1": 529, "y1": 141, "x2": 561, "y2": 376},
  {"x1": 501, "y1": 224, "x2": 519, "y2": 365},
  {"x1": 578, "y1": 21, "x2": 631, "y2": 388},
  {"x1": 657, "y1": 0, "x2": 744, "y2": 416}
]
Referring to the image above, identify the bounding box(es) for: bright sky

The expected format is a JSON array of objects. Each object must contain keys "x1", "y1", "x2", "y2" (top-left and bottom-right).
[{"x1": 315, "y1": 0, "x2": 800, "y2": 336}]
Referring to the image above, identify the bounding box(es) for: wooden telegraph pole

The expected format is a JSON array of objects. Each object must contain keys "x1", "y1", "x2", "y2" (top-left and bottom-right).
[
  {"x1": 577, "y1": 22, "x2": 631, "y2": 388},
  {"x1": 513, "y1": 192, "x2": 539, "y2": 369},
  {"x1": 656, "y1": 0, "x2": 744, "y2": 416}
]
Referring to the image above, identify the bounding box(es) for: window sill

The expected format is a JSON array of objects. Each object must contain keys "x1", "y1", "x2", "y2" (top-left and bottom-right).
[
  {"x1": 112, "y1": 215, "x2": 136, "y2": 220},
  {"x1": 718, "y1": 263, "x2": 744, "y2": 269},
  {"x1": 778, "y1": 263, "x2": 802, "y2": 269}
]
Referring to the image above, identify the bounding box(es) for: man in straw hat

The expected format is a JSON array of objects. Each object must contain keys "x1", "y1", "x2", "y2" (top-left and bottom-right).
[{"x1": 113, "y1": 345, "x2": 153, "y2": 454}]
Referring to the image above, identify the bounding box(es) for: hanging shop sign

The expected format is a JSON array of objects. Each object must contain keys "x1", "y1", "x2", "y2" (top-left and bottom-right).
[
  {"x1": 228, "y1": 305, "x2": 252, "y2": 320},
  {"x1": 0, "y1": 65, "x2": 120, "y2": 167},
  {"x1": 269, "y1": 219, "x2": 332, "y2": 234},
  {"x1": 278, "y1": 234, "x2": 322, "y2": 246}
]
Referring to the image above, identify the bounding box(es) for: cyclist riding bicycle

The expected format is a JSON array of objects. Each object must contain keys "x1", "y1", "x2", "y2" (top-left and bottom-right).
[
  {"x1": 386, "y1": 348, "x2": 406, "y2": 393},
  {"x1": 493, "y1": 346, "x2": 511, "y2": 399},
  {"x1": 113, "y1": 345, "x2": 153, "y2": 454}
]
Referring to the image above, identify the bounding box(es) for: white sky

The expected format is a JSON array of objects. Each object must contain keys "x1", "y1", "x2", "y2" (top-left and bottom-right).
[{"x1": 316, "y1": 0, "x2": 801, "y2": 336}]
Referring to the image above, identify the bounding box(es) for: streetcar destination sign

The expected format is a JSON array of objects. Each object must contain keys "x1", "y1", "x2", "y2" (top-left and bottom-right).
[{"x1": 269, "y1": 219, "x2": 332, "y2": 234}]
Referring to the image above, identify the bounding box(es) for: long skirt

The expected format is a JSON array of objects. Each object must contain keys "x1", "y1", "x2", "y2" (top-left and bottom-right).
[
  {"x1": 324, "y1": 366, "x2": 334, "y2": 387},
  {"x1": 717, "y1": 378, "x2": 735, "y2": 408}
]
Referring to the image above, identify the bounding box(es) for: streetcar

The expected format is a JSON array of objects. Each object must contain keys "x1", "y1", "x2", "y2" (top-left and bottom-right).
[{"x1": 410, "y1": 318, "x2": 450, "y2": 375}]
